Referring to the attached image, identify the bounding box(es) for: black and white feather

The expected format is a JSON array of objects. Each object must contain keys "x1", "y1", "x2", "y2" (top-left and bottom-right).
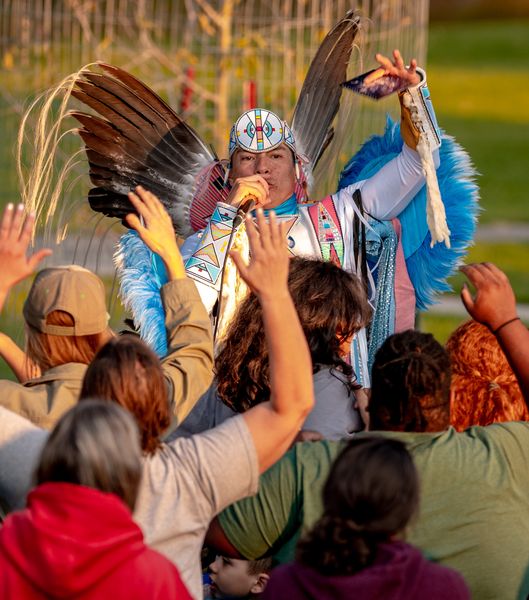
[
  {"x1": 71, "y1": 63, "x2": 216, "y2": 238},
  {"x1": 291, "y1": 10, "x2": 360, "y2": 183}
]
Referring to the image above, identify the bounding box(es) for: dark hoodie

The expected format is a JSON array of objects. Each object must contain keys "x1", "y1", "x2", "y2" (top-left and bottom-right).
[
  {"x1": 0, "y1": 482, "x2": 191, "y2": 599},
  {"x1": 262, "y1": 541, "x2": 470, "y2": 600}
]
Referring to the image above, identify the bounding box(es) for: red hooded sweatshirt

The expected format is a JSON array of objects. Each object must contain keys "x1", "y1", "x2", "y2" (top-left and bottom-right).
[{"x1": 0, "y1": 482, "x2": 192, "y2": 599}]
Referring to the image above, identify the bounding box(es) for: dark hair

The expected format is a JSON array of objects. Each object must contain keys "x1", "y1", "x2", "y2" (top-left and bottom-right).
[
  {"x1": 216, "y1": 257, "x2": 372, "y2": 412},
  {"x1": 369, "y1": 330, "x2": 451, "y2": 432},
  {"x1": 297, "y1": 436, "x2": 419, "y2": 576},
  {"x1": 35, "y1": 400, "x2": 142, "y2": 511},
  {"x1": 80, "y1": 336, "x2": 171, "y2": 454}
]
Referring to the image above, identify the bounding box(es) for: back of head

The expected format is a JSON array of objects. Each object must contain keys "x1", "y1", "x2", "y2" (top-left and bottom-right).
[
  {"x1": 447, "y1": 320, "x2": 529, "y2": 430},
  {"x1": 80, "y1": 336, "x2": 170, "y2": 454},
  {"x1": 370, "y1": 330, "x2": 451, "y2": 432},
  {"x1": 24, "y1": 265, "x2": 112, "y2": 371},
  {"x1": 297, "y1": 436, "x2": 419, "y2": 576},
  {"x1": 35, "y1": 400, "x2": 142, "y2": 511},
  {"x1": 216, "y1": 257, "x2": 372, "y2": 412}
]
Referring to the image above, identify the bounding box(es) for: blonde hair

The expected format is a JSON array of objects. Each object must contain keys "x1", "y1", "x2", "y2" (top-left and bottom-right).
[
  {"x1": 35, "y1": 399, "x2": 142, "y2": 511},
  {"x1": 25, "y1": 310, "x2": 113, "y2": 372}
]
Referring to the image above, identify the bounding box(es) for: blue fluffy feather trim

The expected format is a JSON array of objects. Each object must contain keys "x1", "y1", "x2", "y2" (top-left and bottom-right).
[
  {"x1": 114, "y1": 231, "x2": 168, "y2": 357},
  {"x1": 339, "y1": 117, "x2": 480, "y2": 310}
]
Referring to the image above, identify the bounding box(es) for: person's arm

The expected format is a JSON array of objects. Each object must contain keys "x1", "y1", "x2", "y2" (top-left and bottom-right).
[
  {"x1": 0, "y1": 406, "x2": 49, "y2": 510},
  {"x1": 125, "y1": 186, "x2": 186, "y2": 281},
  {"x1": 460, "y1": 262, "x2": 529, "y2": 406},
  {"x1": 125, "y1": 187, "x2": 214, "y2": 423},
  {"x1": 0, "y1": 203, "x2": 52, "y2": 313},
  {"x1": 340, "y1": 50, "x2": 441, "y2": 221},
  {"x1": 0, "y1": 333, "x2": 41, "y2": 382},
  {"x1": 230, "y1": 209, "x2": 314, "y2": 473}
]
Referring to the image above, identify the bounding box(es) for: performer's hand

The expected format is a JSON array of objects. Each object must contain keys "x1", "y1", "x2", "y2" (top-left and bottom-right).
[
  {"x1": 125, "y1": 186, "x2": 186, "y2": 281},
  {"x1": 365, "y1": 49, "x2": 420, "y2": 87},
  {"x1": 230, "y1": 209, "x2": 288, "y2": 302},
  {"x1": 225, "y1": 175, "x2": 270, "y2": 210},
  {"x1": 0, "y1": 203, "x2": 52, "y2": 303},
  {"x1": 460, "y1": 263, "x2": 518, "y2": 331}
]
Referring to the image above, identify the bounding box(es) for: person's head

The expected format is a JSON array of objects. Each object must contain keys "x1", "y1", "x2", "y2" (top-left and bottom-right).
[
  {"x1": 297, "y1": 436, "x2": 419, "y2": 576},
  {"x1": 35, "y1": 399, "x2": 142, "y2": 511},
  {"x1": 216, "y1": 257, "x2": 372, "y2": 412},
  {"x1": 447, "y1": 319, "x2": 529, "y2": 430},
  {"x1": 80, "y1": 336, "x2": 171, "y2": 454},
  {"x1": 23, "y1": 265, "x2": 113, "y2": 372},
  {"x1": 209, "y1": 556, "x2": 272, "y2": 598},
  {"x1": 228, "y1": 108, "x2": 300, "y2": 208},
  {"x1": 369, "y1": 330, "x2": 451, "y2": 433}
]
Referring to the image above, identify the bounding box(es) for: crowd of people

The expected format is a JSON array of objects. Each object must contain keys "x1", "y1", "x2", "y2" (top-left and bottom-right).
[{"x1": 0, "y1": 49, "x2": 528, "y2": 600}]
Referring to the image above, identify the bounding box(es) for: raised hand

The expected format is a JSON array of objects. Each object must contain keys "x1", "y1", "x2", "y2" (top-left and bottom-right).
[
  {"x1": 365, "y1": 49, "x2": 420, "y2": 87},
  {"x1": 225, "y1": 175, "x2": 270, "y2": 210},
  {"x1": 0, "y1": 203, "x2": 52, "y2": 307},
  {"x1": 125, "y1": 186, "x2": 185, "y2": 280},
  {"x1": 229, "y1": 209, "x2": 288, "y2": 301},
  {"x1": 460, "y1": 263, "x2": 518, "y2": 331}
]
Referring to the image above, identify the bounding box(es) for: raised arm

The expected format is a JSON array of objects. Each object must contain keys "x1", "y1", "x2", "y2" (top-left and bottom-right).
[
  {"x1": 0, "y1": 203, "x2": 51, "y2": 313},
  {"x1": 460, "y1": 263, "x2": 529, "y2": 406},
  {"x1": 343, "y1": 50, "x2": 441, "y2": 221},
  {"x1": 0, "y1": 333, "x2": 40, "y2": 382},
  {"x1": 125, "y1": 187, "x2": 214, "y2": 423},
  {"x1": 230, "y1": 210, "x2": 314, "y2": 473}
]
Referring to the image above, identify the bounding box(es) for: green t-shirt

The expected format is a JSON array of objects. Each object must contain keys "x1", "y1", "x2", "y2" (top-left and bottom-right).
[{"x1": 218, "y1": 423, "x2": 529, "y2": 600}]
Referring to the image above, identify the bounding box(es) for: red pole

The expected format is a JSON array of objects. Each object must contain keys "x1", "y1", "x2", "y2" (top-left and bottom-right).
[
  {"x1": 180, "y1": 66, "x2": 195, "y2": 113},
  {"x1": 243, "y1": 80, "x2": 257, "y2": 110}
]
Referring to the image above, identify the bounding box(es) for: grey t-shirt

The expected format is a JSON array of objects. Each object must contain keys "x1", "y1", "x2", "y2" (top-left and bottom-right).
[
  {"x1": 0, "y1": 407, "x2": 258, "y2": 599},
  {"x1": 174, "y1": 367, "x2": 362, "y2": 441}
]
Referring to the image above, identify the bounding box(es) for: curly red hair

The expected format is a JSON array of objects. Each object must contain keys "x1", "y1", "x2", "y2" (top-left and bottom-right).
[{"x1": 446, "y1": 320, "x2": 529, "y2": 430}]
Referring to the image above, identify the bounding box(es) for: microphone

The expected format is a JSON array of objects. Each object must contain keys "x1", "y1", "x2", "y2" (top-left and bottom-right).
[{"x1": 232, "y1": 196, "x2": 256, "y2": 228}]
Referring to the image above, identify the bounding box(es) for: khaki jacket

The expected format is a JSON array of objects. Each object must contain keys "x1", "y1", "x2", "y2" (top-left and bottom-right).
[{"x1": 0, "y1": 278, "x2": 213, "y2": 430}]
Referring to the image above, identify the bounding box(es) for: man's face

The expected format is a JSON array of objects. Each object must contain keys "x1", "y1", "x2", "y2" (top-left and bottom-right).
[
  {"x1": 230, "y1": 144, "x2": 297, "y2": 209},
  {"x1": 209, "y1": 556, "x2": 256, "y2": 598}
]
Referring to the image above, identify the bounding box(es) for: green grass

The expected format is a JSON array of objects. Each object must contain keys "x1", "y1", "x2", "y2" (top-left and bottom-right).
[
  {"x1": 448, "y1": 242, "x2": 529, "y2": 302},
  {"x1": 428, "y1": 21, "x2": 529, "y2": 70},
  {"x1": 423, "y1": 241, "x2": 529, "y2": 342},
  {"x1": 419, "y1": 313, "x2": 467, "y2": 345},
  {"x1": 428, "y1": 21, "x2": 529, "y2": 223}
]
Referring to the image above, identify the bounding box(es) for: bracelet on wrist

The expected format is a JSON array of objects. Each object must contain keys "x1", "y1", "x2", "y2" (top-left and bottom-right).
[{"x1": 492, "y1": 317, "x2": 520, "y2": 335}]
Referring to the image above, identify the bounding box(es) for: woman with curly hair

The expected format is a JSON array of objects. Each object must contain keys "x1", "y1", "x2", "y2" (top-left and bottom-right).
[
  {"x1": 447, "y1": 319, "x2": 529, "y2": 430},
  {"x1": 176, "y1": 256, "x2": 373, "y2": 441},
  {"x1": 261, "y1": 436, "x2": 469, "y2": 600}
]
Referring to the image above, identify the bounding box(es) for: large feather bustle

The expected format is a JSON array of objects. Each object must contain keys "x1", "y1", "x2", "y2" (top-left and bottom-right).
[
  {"x1": 71, "y1": 63, "x2": 217, "y2": 238},
  {"x1": 291, "y1": 10, "x2": 360, "y2": 183}
]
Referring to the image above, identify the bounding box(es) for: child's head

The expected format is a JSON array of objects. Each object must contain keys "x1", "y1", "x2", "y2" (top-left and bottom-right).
[{"x1": 208, "y1": 556, "x2": 272, "y2": 598}]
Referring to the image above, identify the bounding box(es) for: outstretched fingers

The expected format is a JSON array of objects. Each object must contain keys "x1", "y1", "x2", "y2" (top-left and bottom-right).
[
  {"x1": 0, "y1": 203, "x2": 14, "y2": 239},
  {"x1": 392, "y1": 49, "x2": 405, "y2": 70}
]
